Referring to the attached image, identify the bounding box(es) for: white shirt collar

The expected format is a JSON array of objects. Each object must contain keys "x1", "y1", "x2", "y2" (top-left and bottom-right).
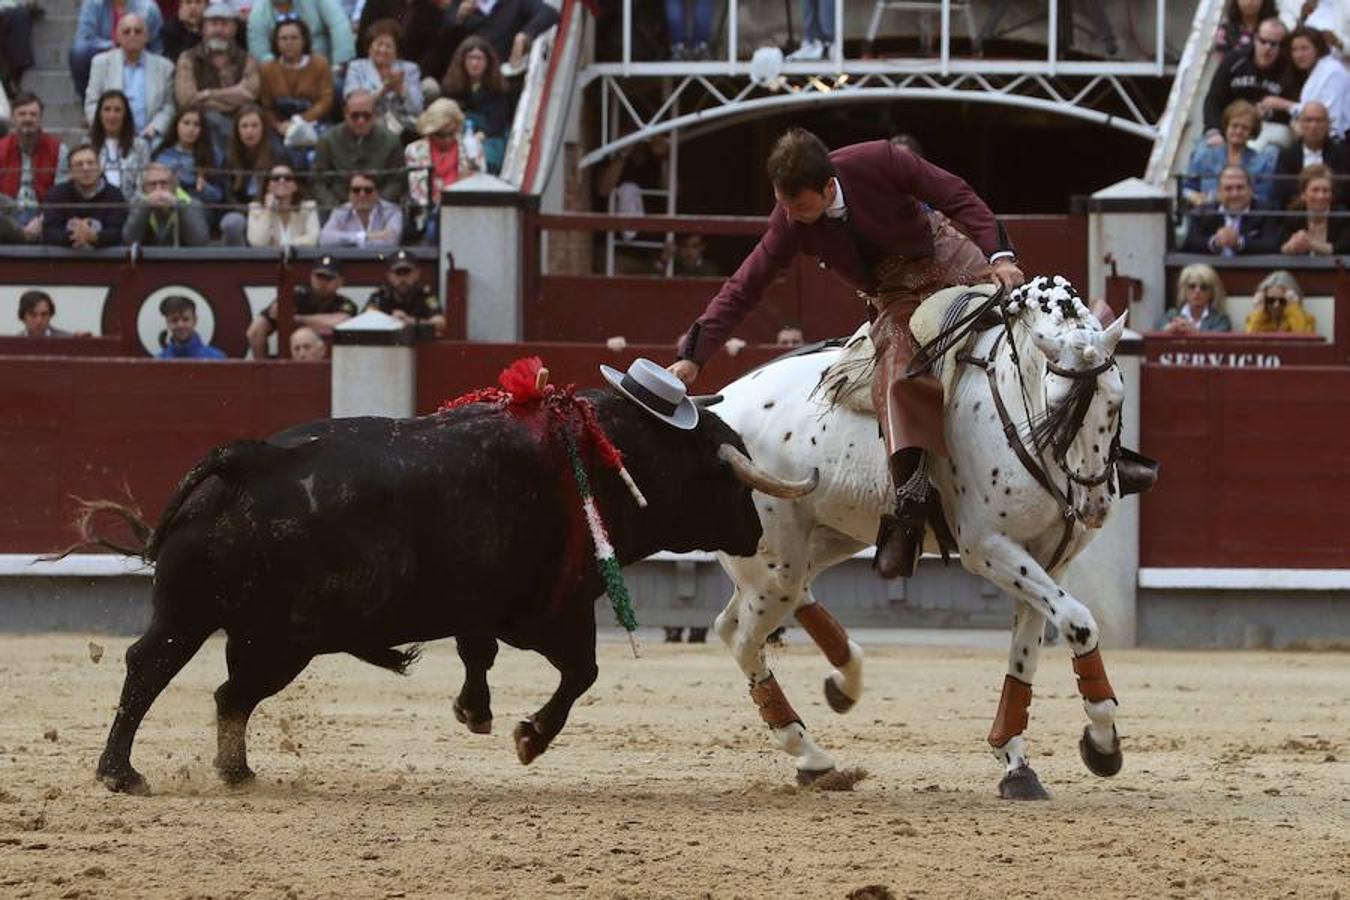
[{"x1": 824, "y1": 177, "x2": 846, "y2": 219}]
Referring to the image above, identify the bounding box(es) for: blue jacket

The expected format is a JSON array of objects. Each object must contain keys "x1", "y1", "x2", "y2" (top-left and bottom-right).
[
  {"x1": 159, "y1": 332, "x2": 226, "y2": 359},
  {"x1": 1183, "y1": 143, "x2": 1278, "y2": 207},
  {"x1": 248, "y1": 0, "x2": 355, "y2": 65},
  {"x1": 75, "y1": 0, "x2": 164, "y2": 54}
]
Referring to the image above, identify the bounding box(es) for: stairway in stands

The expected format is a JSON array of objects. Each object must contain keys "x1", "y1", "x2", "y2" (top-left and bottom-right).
[{"x1": 25, "y1": 0, "x2": 87, "y2": 142}]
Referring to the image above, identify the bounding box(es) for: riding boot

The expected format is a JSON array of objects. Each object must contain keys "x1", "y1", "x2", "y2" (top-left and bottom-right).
[{"x1": 874, "y1": 448, "x2": 927, "y2": 579}]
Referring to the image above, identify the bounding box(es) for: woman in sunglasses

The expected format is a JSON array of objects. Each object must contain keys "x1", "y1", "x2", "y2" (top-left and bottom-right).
[
  {"x1": 247, "y1": 163, "x2": 320, "y2": 247},
  {"x1": 1156, "y1": 263, "x2": 1233, "y2": 334},
  {"x1": 1244, "y1": 269, "x2": 1317, "y2": 333},
  {"x1": 318, "y1": 170, "x2": 402, "y2": 248}
]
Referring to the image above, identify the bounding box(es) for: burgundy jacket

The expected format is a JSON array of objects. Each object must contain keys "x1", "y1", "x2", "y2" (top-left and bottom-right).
[{"x1": 678, "y1": 140, "x2": 1011, "y2": 366}]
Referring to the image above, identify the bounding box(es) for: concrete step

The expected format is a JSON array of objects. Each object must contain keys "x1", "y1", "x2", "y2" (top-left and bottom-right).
[{"x1": 21, "y1": 69, "x2": 80, "y2": 105}]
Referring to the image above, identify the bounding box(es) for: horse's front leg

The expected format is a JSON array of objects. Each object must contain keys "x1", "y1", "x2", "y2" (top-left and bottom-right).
[{"x1": 988, "y1": 602, "x2": 1051, "y2": 800}]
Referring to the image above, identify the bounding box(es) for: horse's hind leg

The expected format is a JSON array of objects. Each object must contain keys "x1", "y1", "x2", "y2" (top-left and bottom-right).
[
  {"x1": 453, "y1": 635, "x2": 498, "y2": 734},
  {"x1": 97, "y1": 615, "x2": 215, "y2": 794},
  {"x1": 988, "y1": 602, "x2": 1051, "y2": 800}
]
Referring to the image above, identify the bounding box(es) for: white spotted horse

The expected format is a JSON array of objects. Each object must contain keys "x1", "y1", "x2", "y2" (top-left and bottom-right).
[{"x1": 711, "y1": 275, "x2": 1147, "y2": 799}]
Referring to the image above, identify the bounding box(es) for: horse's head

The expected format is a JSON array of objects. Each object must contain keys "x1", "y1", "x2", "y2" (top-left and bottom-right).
[{"x1": 1029, "y1": 310, "x2": 1128, "y2": 528}]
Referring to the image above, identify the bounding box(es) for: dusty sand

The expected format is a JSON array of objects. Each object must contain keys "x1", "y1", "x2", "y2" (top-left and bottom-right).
[{"x1": 0, "y1": 631, "x2": 1346, "y2": 899}]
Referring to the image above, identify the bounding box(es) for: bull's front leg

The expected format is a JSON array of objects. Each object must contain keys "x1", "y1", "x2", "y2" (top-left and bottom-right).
[
  {"x1": 453, "y1": 635, "x2": 498, "y2": 734},
  {"x1": 512, "y1": 610, "x2": 599, "y2": 765}
]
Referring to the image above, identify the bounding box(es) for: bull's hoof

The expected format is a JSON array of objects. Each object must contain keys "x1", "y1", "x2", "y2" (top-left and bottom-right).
[
  {"x1": 795, "y1": 766, "x2": 836, "y2": 786},
  {"x1": 98, "y1": 766, "x2": 150, "y2": 796},
  {"x1": 513, "y1": 719, "x2": 548, "y2": 765},
  {"x1": 453, "y1": 698, "x2": 493, "y2": 735},
  {"x1": 997, "y1": 765, "x2": 1050, "y2": 801},
  {"x1": 823, "y1": 676, "x2": 857, "y2": 714},
  {"x1": 215, "y1": 762, "x2": 256, "y2": 787},
  {"x1": 1079, "y1": 725, "x2": 1123, "y2": 777}
]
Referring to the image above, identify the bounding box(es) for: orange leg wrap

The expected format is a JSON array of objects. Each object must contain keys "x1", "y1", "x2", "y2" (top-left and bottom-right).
[
  {"x1": 794, "y1": 603, "x2": 852, "y2": 668},
  {"x1": 987, "y1": 675, "x2": 1032, "y2": 748},
  {"x1": 749, "y1": 674, "x2": 802, "y2": 729},
  {"x1": 1072, "y1": 647, "x2": 1117, "y2": 703}
]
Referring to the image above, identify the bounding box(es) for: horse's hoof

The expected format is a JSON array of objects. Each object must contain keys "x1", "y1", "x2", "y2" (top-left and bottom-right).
[
  {"x1": 514, "y1": 719, "x2": 548, "y2": 765},
  {"x1": 453, "y1": 698, "x2": 493, "y2": 734},
  {"x1": 98, "y1": 767, "x2": 150, "y2": 796},
  {"x1": 1079, "y1": 725, "x2": 1123, "y2": 777},
  {"x1": 997, "y1": 765, "x2": 1051, "y2": 801},
  {"x1": 823, "y1": 676, "x2": 856, "y2": 714},
  {"x1": 796, "y1": 766, "x2": 836, "y2": 786},
  {"x1": 215, "y1": 763, "x2": 256, "y2": 787}
]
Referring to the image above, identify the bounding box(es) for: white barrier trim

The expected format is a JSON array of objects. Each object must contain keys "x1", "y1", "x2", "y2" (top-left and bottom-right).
[
  {"x1": 0, "y1": 554, "x2": 153, "y2": 576},
  {"x1": 1139, "y1": 567, "x2": 1350, "y2": 591}
]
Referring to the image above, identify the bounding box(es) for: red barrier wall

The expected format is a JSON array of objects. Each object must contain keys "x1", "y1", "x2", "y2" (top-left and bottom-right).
[
  {"x1": 1140, "y1": 364, "x2": 1350, "y2": 568},
  {"x1": 0, "y1": 357, "x2": 329, "y2": 553}
]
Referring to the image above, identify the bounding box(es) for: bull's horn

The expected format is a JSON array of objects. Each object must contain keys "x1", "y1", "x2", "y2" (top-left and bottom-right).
[
  {"x1": 718, "y1": 444, "x2": 819, "y2": 498},
  {"x1": 692, "y1": 394, "x2": 724, "y2": 407}
]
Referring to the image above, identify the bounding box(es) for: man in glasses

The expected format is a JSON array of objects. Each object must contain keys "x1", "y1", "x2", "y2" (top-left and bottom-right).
[
  {"x1": 41, "y1": 143, "x2": 127, "y2": 248},
  {"x1": 246, "y1": 254, "x2": 358, "y2": 358},
  {"x1": 1274, "y1": 101, "x2": 1350, "y2": 206},
  {"x1": 1182, "y1": 165, "x2": 1280, "y2": 256},
  {"x1": 318, "y1": 170, "x2": 403, "y2": 247},
  {"x1": 123, "y1": 161, "x2": 211, "y2": 246},
  {"x1": 174, "y1": 2, "x2": 261, "y2": 153},
  {"x1": 86, "y1": 14, "x2": 177, "y2": 143},
  {"x1": 311, "y1": 89, "x2": 405, "y2": 213},
  {"x1": 69, "y1": 0, "x2": 165, "y2": 100},
  {"x1": 1203, "y1": 17, "x2": 1292, "y2": 151}
]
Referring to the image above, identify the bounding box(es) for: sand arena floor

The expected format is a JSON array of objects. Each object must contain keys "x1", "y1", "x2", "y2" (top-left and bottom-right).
[{"x1": 0, "y1": 630, "x2": 1346, "y2": 899}]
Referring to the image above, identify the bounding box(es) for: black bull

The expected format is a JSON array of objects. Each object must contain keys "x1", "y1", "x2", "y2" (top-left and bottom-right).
[{"x1": 84, "y1": 390, "x2": 816, "y2": 794}]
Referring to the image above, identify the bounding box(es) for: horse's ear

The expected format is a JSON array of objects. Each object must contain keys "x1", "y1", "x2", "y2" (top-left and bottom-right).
[
  {"x1": 1030, "y1": 327, "x2": 1060, "y2": 361},
  {"x1": 1101, "y1": 310, "x2": 1128, "y2": 353}
]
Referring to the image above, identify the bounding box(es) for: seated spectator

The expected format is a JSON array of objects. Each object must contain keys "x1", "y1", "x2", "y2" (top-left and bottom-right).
[
  {"x1": 1274, "y1": 101, "x2": 1350, "y2": 206},
  {"x1": 0, "y1": 93, "x2": 69, "y2": 240},
  {"x1": 289, "y1": 324, "x2": 327, "y2": 360},
  {"x1": 1279, "y1": 164, "x2": 1350, "y2": 255},
  {"x1": 152, "y1": 104, "x2": 226, "y2": 209},
  {"x1": 163, "y1": 0, "x2": 205, "y2": 61},
  {"x1": 1184, "y1": 99, "x2": 1277, "y2": 207},
  {"x1": 124, "y1": 160, "x2": 211, "y2": 246},
  {"x1": 775, "y1": 324, "x2": 805, "y2": 347},
  {"x1": 596, "y1": 135, "x2": 668, "y2": 241},
  {"x1": 174, "y1": 4, "x2": 261, "y2": 154},
  {"x1": 1182, "y1": 165, "x2": 1280, "y2": 255},
  {"x1": 0, "y1": 0, "x2": 38, "y2": 96},
  {"x1": 312, "y1": 90, "x2": 406, "y2": 211},
  {"x1": 245, "y1": 253, "x2": 357, "y2": 357},
  {"x1": 1262, "y1": 27, "x2": 1350, "y2": 141},
  {"x1": 364, "y1": 247, "x2": 444, "y2": 333},
  {"x1": 357, "y1": 0, "x2": 446, "y2": 77},
  {"x1": 345, "y1": 19, "x2": 424, "y2": 139},
  {"x1": 1156, "y1": 263, "x2": 1233, "y2": 333},
  {"x1": 15, "y1": 290, "x2": 69, "y2": 337},
  {"x1": 666, "y1": 233, "x2": 719, "y2": 276},
  {"x1": 42, "y1": 143, "x2": 127, "y2": 248},
  {"x1": 248, "y1": 0, "x2": 354, "y2": 68},
  {"x1": 786, "y1": 0, "x2": 832, "y2": 62},
  {"x1": 85, "y1": 14, "x2": 176, "y2": 143},
  {"x1": 247, "y1": 163, "x2": 320, "y2": 247},
  {"x1": 435, "y1": 0, "x2": 559, "y2": 80},
  {"x1": 89, "y1": 89, "x2": 152, "y2": 199},
  {"x1": 158, "y1": 294, "x2": 226, "y2": 358},
  {"x1": 441, "y1": 36, "x2": 512, "y2": 174},
  {"x1": 405, "y1": 99, "x2": 482, "y2": 234},
  {"x1": 70, "y1": 0, "x2": 165, "y2": 101},
  {"x1": 665, "y1": 0, "x2": 714, "y2": 61},
  {"x1": 1214, "y1": 0, "x2": 1275, "y2": 55},
  {"x1": 220, "y1": 103, "x2": 284, "y2": 244},
  {"x1": 1202, "y1": 17, "x2": 1291, "y2": 150},
  {"x1": 258, "y1": 18, "x2": 334, "y2": 151},
  {"x1": 1244, "y1": 269, "x2": 1316, "y2": 333},
  {"x1": 320, "y1": 170, "x2": 402, "y2": 247}
]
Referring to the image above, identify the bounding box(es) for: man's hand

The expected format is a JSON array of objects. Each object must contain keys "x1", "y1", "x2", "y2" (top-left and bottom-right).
[
  {"x1": 668, "y1": 359, "x2": 699, "y2": 386},
  {"x1": 991, "y1": 257, "x2": 1024, "y2": 290},
  {"x1": 1205, "y1": 131, "x2": 1223, "y2": 147},
  {"x1": 22, "y1": 216, "x2": 42, "y2": 242},
  {"x1": 456, "y1": 0, "x2": 475, "y2": 22},
  {"x1": 1213, "y1": 225, "x2": 1240, "y2": 249}
]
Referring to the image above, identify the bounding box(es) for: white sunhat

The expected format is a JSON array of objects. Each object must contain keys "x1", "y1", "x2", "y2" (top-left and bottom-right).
[{"x1": 599, "y1": 357, "x2": 699, "y2": 430}]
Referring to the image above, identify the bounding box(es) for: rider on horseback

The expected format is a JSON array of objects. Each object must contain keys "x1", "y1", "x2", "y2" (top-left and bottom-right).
[{"x1": 669, "y1": 128, "x2": 1025, "y2": 578}]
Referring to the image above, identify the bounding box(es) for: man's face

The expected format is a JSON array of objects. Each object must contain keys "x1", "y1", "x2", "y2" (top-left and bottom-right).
[
  {"x1": 290, "y1": 330, "x2": 326, "y2": 361},
  {"x1": 118, "y1": 15, "x2": 148, "y2": 55},
  {"x1": 310, "y1": 270, "x2": 341, "y2": 297},
  {"x1": 1218, "y1": 172, "x2": 1252, "y2": 211},
  {"x1": 1299, "y1": 103, "x2": 1330, "y2": 146},
  {"x1": 388, "y1": 265, "x2": 419, "y2": 293},
  {"x1": 774, "y1": 182, "x2": 832, "y2": 225},
  {"x1": 345, "y1": 95, "x2": 376, "y2": 137},
  {"x1": 142, "y1": 166, "x2": 174, "y2": 195},
  {"x1": 69, "y1": 150, "x2": 101, "y2": 191},
  {"x1": 676, "y1": 237, "x2": 704, "y2": 266},
  {"x1": 204, "y1": 14, "x2": 236, "y2": 47},
  {"x1": 349, "y1": 177, "x2": 378, "y2": 211},
  {"x1": 21, "y1": 301, "x2": 54, "y2": 337},
  {"x1": 12, "y1": 101, "x2": 41, "y2": 138},
  {"x1": 180, "y1": 0, "x2": 206, "y2": 27},
  {"x1": 166, "y1": 309, "x2": 198, "y2": 344},
  {"x1": 1253, "y1": 22, "x2": 1284, "y2": 69}
]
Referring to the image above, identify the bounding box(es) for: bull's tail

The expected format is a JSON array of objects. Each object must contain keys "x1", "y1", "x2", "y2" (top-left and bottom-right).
[
  {"x1": 42, "y1": 496, "x2": 156, "y2": 561},
  {"x1": 348, "y1": 645, "x2": 423, "y2": 675}
]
